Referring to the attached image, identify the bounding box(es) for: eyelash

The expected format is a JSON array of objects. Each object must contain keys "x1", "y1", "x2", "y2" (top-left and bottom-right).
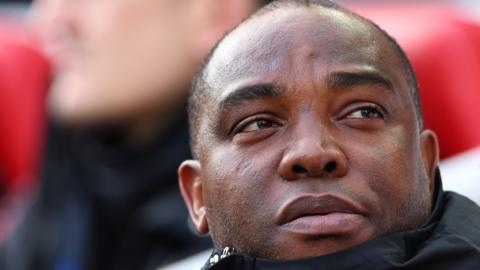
[
  {"x1": 344, "y1": 104, "x2": 387, "y2": 119},
  {"x1": 231, "y1": 116, "x2": 278, "y2": 135},
  {"x1": 230, "y1": 104, "x2": 387, "y2": 135}
]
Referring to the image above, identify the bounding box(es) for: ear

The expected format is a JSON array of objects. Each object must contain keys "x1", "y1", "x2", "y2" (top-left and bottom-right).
[
  {"x1": 186, "y1": 0, "x2": 256, "y2": 61},
  {"x1": 178, "y1": 160, "x2": 209, "y2": 234},
  {"x1": 419, "y1": 129, "x2": 440, "y2": 193}
]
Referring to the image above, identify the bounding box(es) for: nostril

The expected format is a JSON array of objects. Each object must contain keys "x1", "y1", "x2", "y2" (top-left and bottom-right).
[
  {"x1": 292, "y1": 164, "x2": 307, "y2": 174},
  {"x1": 324, "y1": 161, "x2": 337, "y2": 173}
]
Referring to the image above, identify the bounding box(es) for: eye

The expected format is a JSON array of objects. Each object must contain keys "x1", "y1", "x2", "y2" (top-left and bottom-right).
[
  {"x1": 345, "y1": 105, "x2": 385, "y2": 119},
  {"x1": 239, "y1": 118, "x2": 276, "y2": 133},
  {"x1": 230, "y1": 114, "x2": 283, "y2": 143}
]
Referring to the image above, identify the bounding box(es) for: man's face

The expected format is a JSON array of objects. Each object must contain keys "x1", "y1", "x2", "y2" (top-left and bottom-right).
[
  {"x1": 31, "y1": 0, "x2": 198, "y2": 125},
  {"x1": 184, "y1": 7, "x2": 439, "y2": 259}
]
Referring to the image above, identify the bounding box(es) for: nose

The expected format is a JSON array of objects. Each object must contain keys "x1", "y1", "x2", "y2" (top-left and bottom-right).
[{"x1": 279, "y1": 129, "x2": 348, "y2": 181}]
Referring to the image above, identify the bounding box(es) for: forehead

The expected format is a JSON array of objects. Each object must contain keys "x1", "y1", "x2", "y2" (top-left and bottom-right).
[{"x1": 205, "y1": 6, "x2": 406, "y2": 100}]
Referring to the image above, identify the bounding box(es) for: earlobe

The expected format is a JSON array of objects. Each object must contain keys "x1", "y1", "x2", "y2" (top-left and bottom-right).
[
  {"x1": 419, "y1": 130, "x2": 440, "y2": 192},
  {"x1": 178, "y1": 160, "x2": 209, "y2": 234}
]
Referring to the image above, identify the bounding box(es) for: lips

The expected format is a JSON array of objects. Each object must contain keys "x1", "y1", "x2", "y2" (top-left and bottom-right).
[{"x1": 277, "y1": 194, "x2": 367, "y2": 235}]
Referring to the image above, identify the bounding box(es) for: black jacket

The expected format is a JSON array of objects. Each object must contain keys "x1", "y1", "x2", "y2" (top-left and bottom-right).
[
  {"x1": 205, "y1": 175, "x2": 480, "y2": 270},
  {"x1": 1, "y1": 111, "x2": 210, "y2": 270}
]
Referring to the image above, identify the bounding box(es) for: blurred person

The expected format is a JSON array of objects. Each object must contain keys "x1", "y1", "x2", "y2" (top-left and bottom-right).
[
  {"x1": 0, "y1": 0, "x2": 273, "y2": 270},
  {"x1": 178, "y1": 0, "x2": 480, "y2": 269}
]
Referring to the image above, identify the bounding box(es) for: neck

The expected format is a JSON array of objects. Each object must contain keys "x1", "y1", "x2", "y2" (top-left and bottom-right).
[{"x1": 85, "y1": 100, "x2": 186, "y2": 148}]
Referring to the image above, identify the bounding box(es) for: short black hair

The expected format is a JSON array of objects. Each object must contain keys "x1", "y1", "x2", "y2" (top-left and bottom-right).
[{"x1": 188, "y1": 0, "x2": 422, "y2": 157}]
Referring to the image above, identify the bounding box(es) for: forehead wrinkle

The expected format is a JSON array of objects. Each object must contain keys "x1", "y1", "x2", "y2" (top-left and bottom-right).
[
  {"x1": 200, "y1": 4, "x2": 406, "y2": 135},
  {"x1": 207, "y1": 6, "x2": 381, "y2": 90}
]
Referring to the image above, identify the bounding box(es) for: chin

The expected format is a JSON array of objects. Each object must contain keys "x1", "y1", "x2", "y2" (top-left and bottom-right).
[{"x1": 267, "y1": 228, "x2": 378, "y2": 260}]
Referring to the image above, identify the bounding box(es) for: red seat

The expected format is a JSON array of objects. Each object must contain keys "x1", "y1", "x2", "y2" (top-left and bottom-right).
[
  {"x1": 351, "y1": 4, "x2": 480, "y2": 159},
  {"x1": 0, "y1": 19, "x2": 50, "y2": 195}
]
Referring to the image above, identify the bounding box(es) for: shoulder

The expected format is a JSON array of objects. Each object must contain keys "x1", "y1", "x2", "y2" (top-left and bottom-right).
[{"x1": 438, "y1": 191, "x2": 480, "y2": 247}]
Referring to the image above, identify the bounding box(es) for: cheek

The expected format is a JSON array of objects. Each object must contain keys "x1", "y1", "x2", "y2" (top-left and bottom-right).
[
  {"x1": 202, "y1": 144, "x2": 282, "y2": 241},
  {"x1": 75, "y1": 4, "x2": 192, "y2": 118},
  {"x1": 204, "y1": 146, "x2": 276, "y2": 208},
  {"x1": 348, "y1": 125, "x2": 421, "y2": 214}
]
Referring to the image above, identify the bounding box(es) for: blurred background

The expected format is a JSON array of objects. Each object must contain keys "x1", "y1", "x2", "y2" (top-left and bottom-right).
[{"x1": 0, "y1": 0, "x2": 478, "y2": 269}]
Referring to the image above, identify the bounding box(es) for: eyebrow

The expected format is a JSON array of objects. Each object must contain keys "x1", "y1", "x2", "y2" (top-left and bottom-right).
[
  {"x1": 325, "y1": 71, "x2": 394, "y2": 91},
  {"x1": 218, "y1": 71, "x2": 393, "y2": 111},
  {"x1": 219, "y1": 83, "x2": 283, "y2": 110}
]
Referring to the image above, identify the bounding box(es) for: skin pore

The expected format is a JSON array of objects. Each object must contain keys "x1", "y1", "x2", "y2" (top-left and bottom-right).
[{"x1": 179, "y1": 5, "x2": 439, "y2": 260}]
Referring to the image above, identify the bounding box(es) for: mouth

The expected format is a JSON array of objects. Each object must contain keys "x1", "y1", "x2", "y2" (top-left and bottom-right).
[{"x1": 277, "y1": 194, "x2": 367, "y2": 236}]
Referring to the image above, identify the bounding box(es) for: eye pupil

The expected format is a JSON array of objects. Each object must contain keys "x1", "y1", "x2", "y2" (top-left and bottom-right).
[
  {"x1": 361, "y1": 108, "x2": 379, "y2": 118},
  {"x1": 256, "y1": 119, "x2": 272, "y2": 128}
]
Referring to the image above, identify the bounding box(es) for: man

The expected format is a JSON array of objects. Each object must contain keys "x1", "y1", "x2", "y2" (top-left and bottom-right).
[
  {"x1": 178, "y1": 0, "x2": 480, "y2": 269},
  {"x1": 1, "y1": 0, "x2": 272, "y2": 270}
]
